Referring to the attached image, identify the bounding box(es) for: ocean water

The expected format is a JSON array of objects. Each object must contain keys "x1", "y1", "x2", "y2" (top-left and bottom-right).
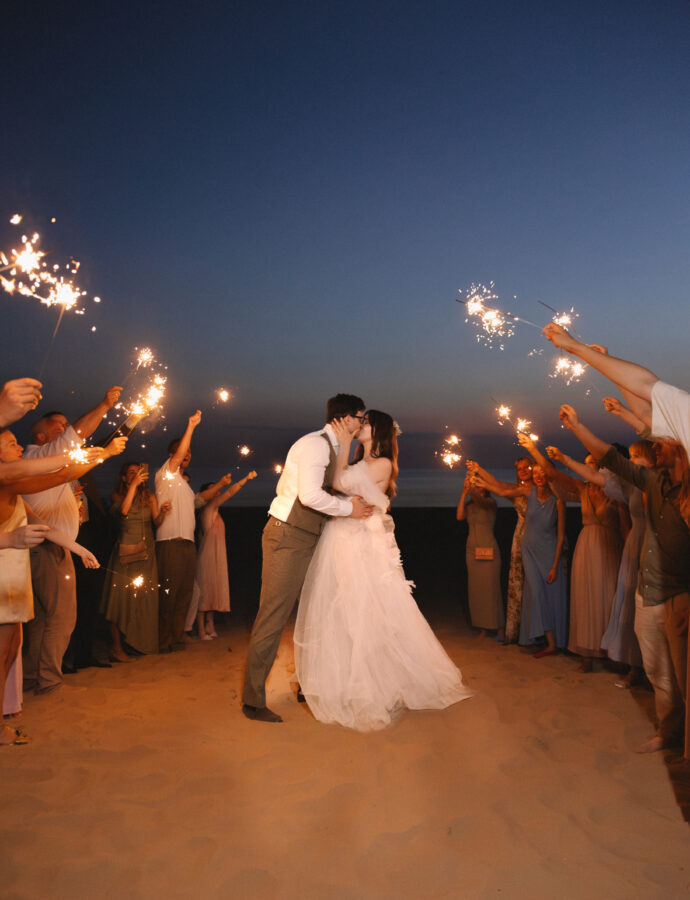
[{"x1": 103, "y1": 466, "x2": 521, "y2": 509}]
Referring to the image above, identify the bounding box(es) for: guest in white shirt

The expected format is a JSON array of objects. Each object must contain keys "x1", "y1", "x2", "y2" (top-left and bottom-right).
[
  {"x1": 21, "y1": 386, "x2": 122, "y2": 693},
  {"x1": 242, "y1": 394, "x2": 374, "y2": 723},
  {"x1": 155, "y1": 410, "x2": 202, "y2": 653}
]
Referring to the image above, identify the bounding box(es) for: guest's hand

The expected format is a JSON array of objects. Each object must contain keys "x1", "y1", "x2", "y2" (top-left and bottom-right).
[
  {"x1": 7, "y1": 524, "x2": 50, "y2": 549},
  {"x1": 465, "y1": 459, "x2": 479, "y2": 474},
  {"x1": 78, "y1": 548, "x2": 100, "y2": 569},
  {"x1": 189, "y1": 410, "x2": 202, "y2": 428},
  {"x1": 517, "y1": 432, "x2": 535, "y2": 451},
  {"x1": 159, "y1": 500, "x2": 172, "y2": 516},
  {"x1": 546, "y1": 446, "x2": 565, "y2": 463},
  {"x1": 602, "y1": 396, "x2": 623, "y2": 416},
  {"x1": 559, "y1": 404, "x2": 579, "y2": 430},
  {"x1": 246, "y1": 470, "x2": 258, "y2": 480},
  {"x1": 542, "y1": 322, "x2": 578, "y2": 352},
  {"x1": 546, "y1": 564, "x2": 558, "y2": 584},
  {"x1": 349, "y1": 496, "x2": 374, "y2": 519},
  {"x1": 0, "y1": 378, "x2": 43, "y2": 426},
  {"x1": 104, "y1": 386, "x2": 123, "y2": 408},
  {"x1": 104, "y1": 436, "x2": 128, "y2": 459}
]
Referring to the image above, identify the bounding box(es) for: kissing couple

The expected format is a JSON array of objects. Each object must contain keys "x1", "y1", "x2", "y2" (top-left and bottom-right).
[{"x1": 241, "y1": 393, "x2": 472, "y2": 731}]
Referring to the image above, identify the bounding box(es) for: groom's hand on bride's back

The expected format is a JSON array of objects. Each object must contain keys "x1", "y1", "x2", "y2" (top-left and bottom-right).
[{"x1": 349, "y1": 496, "x2": 374, "y2": 518}]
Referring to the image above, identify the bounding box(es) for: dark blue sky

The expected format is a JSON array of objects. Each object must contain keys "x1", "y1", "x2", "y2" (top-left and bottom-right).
[{"x1": 3, "y1": 0, "x2": 689, "y2": 468}]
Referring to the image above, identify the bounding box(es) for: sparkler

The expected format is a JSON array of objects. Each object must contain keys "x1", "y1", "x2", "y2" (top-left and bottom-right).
[
  {"x1": 492, "y1": 399, "x2": 540, "y2": 443},
  {"x1": 551, "y1": 356, "x2": 587, "y2": 385},
  {"x1": 131, "y1": 575, "x2": 144, "y2": 589},
  {"x1": 217, "y1": 388, "x2": 231, "y2": 403},
  {"x1": 456, "y1": 283, "x2": 539, "y2": 349},
  {"x1": 274, "y1": 464, "x2": 283, "y2": 475},
  {"x1": 238, "y1": 445, "x2": 251, "y2": 457},
  {"x1": 435, "y1": 433, "x2": 463, "y2": 469},
  {"x1": 1, "y1": 216, "x2": 102, "y2": 377}
]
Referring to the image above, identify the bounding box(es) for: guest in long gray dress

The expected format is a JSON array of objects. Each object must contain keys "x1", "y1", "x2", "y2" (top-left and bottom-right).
[{"x1": 457, "y1": 476, "x2": 504, "y2": 638}]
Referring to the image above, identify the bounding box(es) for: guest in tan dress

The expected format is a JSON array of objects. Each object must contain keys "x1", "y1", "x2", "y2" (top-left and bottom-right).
[
  {"x1": 188, "y1": 471, "x2": 257, "y2": 639},
  {"x1": 457, "y1": 476, "x2": 504, "y2": 638}
]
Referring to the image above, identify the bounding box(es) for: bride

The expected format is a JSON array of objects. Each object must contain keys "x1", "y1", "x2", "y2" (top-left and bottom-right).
[{"x1": 294, "y1": 410, "x2": 473, "y2": 731}]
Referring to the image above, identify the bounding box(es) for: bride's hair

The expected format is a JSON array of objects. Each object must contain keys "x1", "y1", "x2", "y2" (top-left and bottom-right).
[{"x1": 352, "y1": 409, "x2": 399, "y2": 499}]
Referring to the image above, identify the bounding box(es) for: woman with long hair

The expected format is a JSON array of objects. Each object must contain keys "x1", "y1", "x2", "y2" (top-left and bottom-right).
[
  {"x1": 101, "y1": 461, "x2": 170, "y2": 660},
  {"x1": 466, "y1": 456, "x2": 533, "y2": 643},
  {"x1": 295, "y1": 410, "x2": 472, "y2": 731},
  {"x1": 457, "y1": 476, "x2": 504, "y2": 639}
]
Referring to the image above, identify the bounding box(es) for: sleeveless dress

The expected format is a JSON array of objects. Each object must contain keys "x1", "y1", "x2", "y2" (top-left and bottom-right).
[
  {"x1": 465, "y1": 498, "x2": 504, "y2": 629},
  {"x1": 193, "y1": 506, "x2": 230, "y2": 613},
  {"x1": 295, "y1": 461, "x2": 473, "y2": 731},
  {"x1": 0, "y1": 498, "x2": 33, "y2": 625},
  {"x1": 519, "y1": 489, "x2": 568, "y2": 648},
  {"x1": 600, "y1": 474, "x2": 644, "y2": 667},
  {"x1": 101, "y1": 493, "x2": 159, "y2": 654},
  {"x1": 568, "y1": 486, "x2": 623, "y2": 658},
  {"x1": 504, "y1": 496, "x2": 527, "y2": 643}
]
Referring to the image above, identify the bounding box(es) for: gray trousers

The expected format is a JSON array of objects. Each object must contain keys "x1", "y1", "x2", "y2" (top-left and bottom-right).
[
  {"x1": 156, "y1": 539, "x2": 196, "y2": 651},
  {"x1": 242, "y1": 517, "x2": 319, "y2": 708},
  {"x1": 24, "y1": 543, "x2": 76, "y2": 693}
]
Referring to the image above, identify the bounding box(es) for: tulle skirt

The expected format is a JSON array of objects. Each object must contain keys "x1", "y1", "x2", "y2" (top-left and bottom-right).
[{"x1": 295, "y1": 512, "x2": 473, "y2": 731}]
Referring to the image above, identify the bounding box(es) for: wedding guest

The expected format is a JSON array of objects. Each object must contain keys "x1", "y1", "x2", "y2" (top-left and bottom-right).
[
  {"x1": 187, "y1": 471, "x2": 258, "y2": 640},
  {"x1": 102, "y1": 462, "x2": 170, "y2": 660},
  {"x1": 456, "y1": 475, "x2": 504, "y2": 639},
  {"x1": 473, "y1": 463, "x2": 567, "y2": 655},
  {"x1": 0, "y1": 429, "x2": 101, "y2": 736},
  {"x1": 547, "y1": 439, "x2": 654, "y2": 687},
  {"x1": 560, "y1": 404, "x2": 690, "y2": 753},
  {"x1": 518, "y1": 434, "x2": 624, "y2": 673},
  {"x1": 467, "y1": 456, "x2": 533, "y2": 643},
  {"x1": 155, "y1": 411, "x2": 202, "y2": 653},
  {"x1": 542, "y1": 323, "x2": 690, "y2": 463}
]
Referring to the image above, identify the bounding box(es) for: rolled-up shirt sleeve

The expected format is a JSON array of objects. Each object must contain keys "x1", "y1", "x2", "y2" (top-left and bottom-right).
[
  {"x1": 600, "y1": 446, "x2": 651, "y2": 493},
  {"x1": 297, "y1": 436, "x2": 353, "y2": 517}
]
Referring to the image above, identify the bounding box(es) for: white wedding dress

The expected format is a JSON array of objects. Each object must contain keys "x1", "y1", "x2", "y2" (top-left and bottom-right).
[{"x1": 294, "y1": 461, "x2": 473, "y2": 731}]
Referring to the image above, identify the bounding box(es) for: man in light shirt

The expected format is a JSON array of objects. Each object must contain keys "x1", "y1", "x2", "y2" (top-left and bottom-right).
[
  {"x1": 22, "y1": 385, "x2": 123, "y2": 693},
  {"x1": 242, "y1": 394, "x2": 374, "y2": 723},
  {"x1": 155, "y1": 410, "x2": 201, "y2": 653},
  {"x1": 542, "y1": 322, "x2": 690, "y2": 457}
]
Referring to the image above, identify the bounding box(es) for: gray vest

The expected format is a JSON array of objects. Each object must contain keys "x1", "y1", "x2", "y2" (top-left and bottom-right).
[{"x1": 285, "y1": 434, "x2": 337, "y2": 535}]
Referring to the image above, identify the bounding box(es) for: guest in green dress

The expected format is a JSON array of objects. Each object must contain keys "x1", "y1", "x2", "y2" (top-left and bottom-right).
[{"x1": 101, "y1": 462, "x2": 171, "y2": 659}]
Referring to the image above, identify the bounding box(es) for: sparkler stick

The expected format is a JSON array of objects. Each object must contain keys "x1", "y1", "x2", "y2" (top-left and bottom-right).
[{"x1": 38, "y1": 303, "x2": 67, "y2": 379}]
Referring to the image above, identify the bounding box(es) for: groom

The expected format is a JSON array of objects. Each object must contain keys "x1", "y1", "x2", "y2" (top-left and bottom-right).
[{"x1": 242, "y1": 393, "x2": 374, "y2": 722}]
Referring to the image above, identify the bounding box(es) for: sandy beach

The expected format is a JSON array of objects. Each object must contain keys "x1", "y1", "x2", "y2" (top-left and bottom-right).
[{"x1": 3, "y1": 616, "x2": 689, "y2": 900}]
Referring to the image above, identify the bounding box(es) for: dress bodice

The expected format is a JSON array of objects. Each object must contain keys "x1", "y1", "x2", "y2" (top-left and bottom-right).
[
  {"x1": 465, "y1": 499, "x2": 498, "y2": 547},
  {"x1": 581, "y1": 485, "x2": 619, "y2": 530},
  {"x1": 112, "y1": 493, "x2": 154, "y2": 543}
]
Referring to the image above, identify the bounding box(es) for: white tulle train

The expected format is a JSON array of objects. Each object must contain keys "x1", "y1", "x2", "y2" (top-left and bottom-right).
[{"x1": 294, "y1": 462, "x2": 473, "y2": 732}]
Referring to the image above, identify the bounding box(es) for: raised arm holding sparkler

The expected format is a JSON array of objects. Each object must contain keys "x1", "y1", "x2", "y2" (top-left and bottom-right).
[{"x1": 602, "y1": 397, "x2": 648, "y2": 435}]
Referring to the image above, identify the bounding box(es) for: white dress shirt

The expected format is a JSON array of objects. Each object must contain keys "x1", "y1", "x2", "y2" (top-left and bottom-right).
[
  {"x1": 155, "y1": 458, "x2": 196, "y2": 541},
  {"x1": 268, "y1": 424, "x2": 353, "y2": 523},
  {"x1": 22, "y1": 425, "x2": 80, "y2": 540},
  {"x1": 651, "y1": 380, "x2": 690, "y2": 459}
]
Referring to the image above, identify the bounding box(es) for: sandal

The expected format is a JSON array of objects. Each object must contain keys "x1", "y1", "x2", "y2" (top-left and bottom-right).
[{"x1": 1, "y1": 724, "x2": 29, "y2": 746}]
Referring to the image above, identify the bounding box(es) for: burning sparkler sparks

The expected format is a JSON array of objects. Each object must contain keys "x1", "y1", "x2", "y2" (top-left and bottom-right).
[
  {"x1": 493, "y1": 400, "x2": 540, "y2": 443},
  {"x1": 216, "y1": 388, "x2": 231, "y2": 403},
  {"x1": 131, "y1": 576, "x2": 144, "y2": 589},
  {"x1": 136, "y1": 347, "x2": 154, "y2": 370},
  {"x1": 456, "y1": 283, "x2": 539, "y2": 350},
  {"x1": 435, "y1": 433, "x2": 463, "y2": 469},
  {"x1": 551, "y1": 356, "x2": 587, "y2": 386},
  {"x1": 274, "y1": 464, "x2": 283, "y2": 475},
  {"x1": 238, "y1": 445, "x2": 251, "y2": 457}
]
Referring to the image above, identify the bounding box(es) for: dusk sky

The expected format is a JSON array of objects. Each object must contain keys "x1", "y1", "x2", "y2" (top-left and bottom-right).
[{"x1": 3, "y1": 1, "x2": 689, "y2": 470}]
